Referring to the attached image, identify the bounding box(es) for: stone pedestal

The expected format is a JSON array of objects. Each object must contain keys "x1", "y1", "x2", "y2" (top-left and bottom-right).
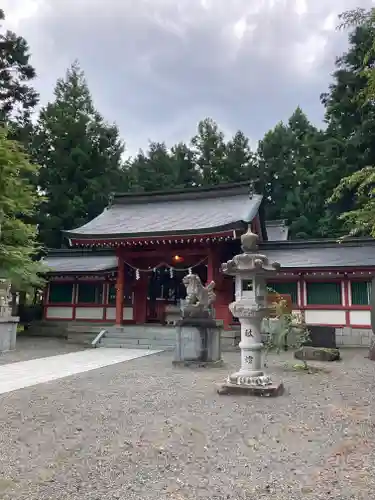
[
  {"x1": 173, "y1": 273, "x2": 222, "y2": 367},
  {"x1": 0, "y1": 317, "x2": 19, "y2": 352},
  {"x1": 217, "y1": 224, "x2": 284, "y2": 397},
  {"x1": 173, "y1": 317, "x2": 223, "y2": 367}
]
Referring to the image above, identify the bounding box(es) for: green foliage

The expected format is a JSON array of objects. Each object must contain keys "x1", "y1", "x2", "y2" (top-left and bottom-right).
[
  {"x1": 324, "y1": 8, "x2": 375, "y2": 237},
  {"x1": 337, "y1": 8, "x2": 375, "y2": 103},
  {"x1": 191, "y1": 118, "x2": 226, "y2": 185},
  {"x1": 264, "y1": 295, "x2": 310, "y2": 368},
  {"x1": 0, "y1": 9, "x2": 39, "y2": 133},
  {"x1": 125, "y1": 119, "x2": 259, "y2": 193},
  {"x1": 126, "y1": 141, "x2": 199, "y2": 192},
  {"x1": 258, "y1": 107, "x2": 330, "y2": 238},
  {"x1": 328, "y1": 166, "x2": 375, "y2": 236},
  {"x1": 32, "y1": 62, "x2": 125, "y2": 248},
  {"x1": 0, "y1": 128, "x2": 45, "y2": 288}
]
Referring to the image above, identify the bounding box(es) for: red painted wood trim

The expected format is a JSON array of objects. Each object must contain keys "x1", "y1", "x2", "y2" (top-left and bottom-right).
[
  {"x1": 72, "y1": 283, "x2": 77, "y2": 320},
  {"x1": 348, "y1": 305, "x2": 371, "y2": 310},
  {"x1": 116, "y1": 253, "x2": 125, "y2": 325},
  {"x1": 253, "y1": 215, "x2": 263, "y2": 241},
  {"x1": 271, "y1": 268, "x2": 375, "y2": 278},
  {"x1": 305, "y1": 277, "x2": 343, "y2": 283},
  {"x1": 206, "y1": 246, "x2": 215, "y2": 284},
  {"x1": 300, "y1": 278, "x2": 306, "y2": 307},
  {"x1": 302, "y1": 305, "x2": 345, "y2": 310},
  {"x1": 103, "y1": 283, "x2": 108, "y2": 321},
  {"x1": 43, "y1": 284, "x2": 50, "y2": 319},
  {"x1": 70, "y1": 230, "x2": 235, "y2": 247},
  {"x1": 343, "y1": 279, "x2": 350, "y2": 326}
]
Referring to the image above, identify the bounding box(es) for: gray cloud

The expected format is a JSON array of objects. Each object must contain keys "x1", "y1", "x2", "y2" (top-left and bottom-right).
[{"x1": 4, "y1": 0, "x2": 375, "y2": 155}]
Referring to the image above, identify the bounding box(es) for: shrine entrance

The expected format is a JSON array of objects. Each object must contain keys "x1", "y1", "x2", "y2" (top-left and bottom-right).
[{"x1": 146, "y1": 262, "x2": 208, "y2": 324}]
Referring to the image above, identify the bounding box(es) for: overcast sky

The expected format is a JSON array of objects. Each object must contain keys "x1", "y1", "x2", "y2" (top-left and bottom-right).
[{"x1": 3, "y1": 0, "x2": 375, "y2": 156}]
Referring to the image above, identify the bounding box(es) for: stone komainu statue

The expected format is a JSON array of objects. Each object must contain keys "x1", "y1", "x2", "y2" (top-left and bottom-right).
[{"x1": 181, "y1": 274, "x2": 216, "y2": 316}]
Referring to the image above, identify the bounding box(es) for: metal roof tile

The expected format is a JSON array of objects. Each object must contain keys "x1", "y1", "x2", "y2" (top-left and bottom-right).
[
  {"x1": 42, "y1": 255, "x2": 118, "y2": 273},
  {"x1": 263, "y1": 244, "x2": 375, "y2": 268},
  {"x1": 64, "y1": 193, "x2": 263, "y2": 238}
]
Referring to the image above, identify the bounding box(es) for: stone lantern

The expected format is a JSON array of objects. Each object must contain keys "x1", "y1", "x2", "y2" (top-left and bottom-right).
[{"x1": 217, "y1": 225, "x2": 284, "y2": 396}]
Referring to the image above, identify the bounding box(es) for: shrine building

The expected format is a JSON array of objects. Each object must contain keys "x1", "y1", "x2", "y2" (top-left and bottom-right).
[{"x1": 41, "y1": 182, "x2": 375, "y2": 347}]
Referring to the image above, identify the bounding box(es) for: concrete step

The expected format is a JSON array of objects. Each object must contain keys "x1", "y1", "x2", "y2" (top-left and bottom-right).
[
  {"x1": 99, "y1": 343, "x2": 173, "y2": 350},
  {"x1": 101, "y1": 336, "x2": 175, "y2": 347},
  {"x1": 66, "y1": 324, "x2": 113, "y2": 333},
  {"x1": 25, "y1": 327, "x2": 68, "y2": 338},
  {"x1": 107, "y1": 327, "x2": 174, "y2": 336},
  {"x1": 67, "y1": 333, "x2": 97, "y2": 345},
  {"x1": 105, "y1": 332, "x2": 176, "y2": 341}
]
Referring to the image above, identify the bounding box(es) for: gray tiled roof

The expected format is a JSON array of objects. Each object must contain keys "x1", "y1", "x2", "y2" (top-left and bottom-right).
[
  {"x1": 262, "y1": 243, "x2": 375, "y2": 268},
  {"x1": 42, "y1": 255, "x2": 118, "y2": 273},
  {"x1": 64, "y1": 188, "x2": 263, "y2": 239},
  {"x1": 265, "y1": 220, "x2": 289, "y2": 241}
]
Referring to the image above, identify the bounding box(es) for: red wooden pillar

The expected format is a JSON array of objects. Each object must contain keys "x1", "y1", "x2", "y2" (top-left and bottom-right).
[
  {"x1": 343, "y1": 275, "x2": 350, "y2": 326},
  {"x1": 208, "y1": 246, "x2": 232, "y2": 330},
  {"x1": 116, "y1": 253, "x2": 125, "y2": 326},
  {"x1": 207, "y1": 247, "x2": 215, "y2": 284}
]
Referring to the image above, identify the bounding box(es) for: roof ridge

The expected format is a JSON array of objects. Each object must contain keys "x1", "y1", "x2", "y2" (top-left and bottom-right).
[{"x1": 112, "y1": 182, "x2": 258, "y2": 205}]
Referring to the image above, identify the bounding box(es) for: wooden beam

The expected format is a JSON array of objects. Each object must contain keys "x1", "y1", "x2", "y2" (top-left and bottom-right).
[{"x1": 115, "y1": 254, "x2": 125, "y2": 325}]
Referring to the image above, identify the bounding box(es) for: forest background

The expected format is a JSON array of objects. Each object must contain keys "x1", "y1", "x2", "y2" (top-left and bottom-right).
[{"x1": 1, "y1": 6, "x2": 375, "y2": 286}]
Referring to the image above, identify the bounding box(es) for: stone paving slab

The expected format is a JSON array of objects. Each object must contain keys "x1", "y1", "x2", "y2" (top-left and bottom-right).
[{"x1": 0, "y1": 348, "x2": 161, "y2": 395}]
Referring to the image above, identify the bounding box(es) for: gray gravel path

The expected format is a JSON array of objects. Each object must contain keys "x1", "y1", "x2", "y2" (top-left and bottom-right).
[
  {"x1": 0, "y1": 337, "x2": 86, "y2": 365},
  {"x1": 0, "y1": 348, "x2": 374, "y2": 500}
]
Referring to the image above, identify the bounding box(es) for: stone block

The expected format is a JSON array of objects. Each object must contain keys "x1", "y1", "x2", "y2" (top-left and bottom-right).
[
  {"x1": 174, "y1": 318, "x2": 222, "y2": 364},
  {"x1": 356, "y1": 329, "x2": 370, "y2": 337},
  {"x1": 217, "y1": 381, "x2": 284, "y2": 397},
  {"x1": 361, "y1": 336, "x2": 371, "y2": 347},
  {"x1": 342, "y1": 327, "x2": 352, "y2": 336},
  {"x1": 336, "y1": 336, "x2": 344, "y2": 346},
  {"x1": 173, "y1": 359, "x2": 224, "y2": 368},
  {"x1": 294, "y1": 346, "x2": 340, "y2": 362},
  {"x1": 0, "y1": 317, "x2": 19, "y2": 352},
  {"x1": 342, "y1": 336, "x2": 361, "y2": 347}
]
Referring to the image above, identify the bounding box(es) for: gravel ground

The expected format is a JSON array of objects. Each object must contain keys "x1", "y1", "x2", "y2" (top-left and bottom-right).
[
  {"x1": 0, "y1": 347, "x2": 374, "y2": 500},
  {"x1": 0, "y1": 337, "x2": 86, "y2": 365}
]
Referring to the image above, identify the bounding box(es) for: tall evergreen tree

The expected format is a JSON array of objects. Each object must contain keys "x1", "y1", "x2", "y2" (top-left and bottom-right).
[
  {"x1": 258, "y1": 107, "x2": 324, "y2": 238},
  {"x1": 128, "y1": 142, "x2": 175, "y2": 192},
  {"x1": 0, "y1": 9, "x2": 38, "y2": 139},
  {"x1": 221, "y1": 130, "x2": 258, "y2": 184},
  {"x1": 323, "y1": 9, "x2": 375, "y2": 236},
  {"x1": 127, "y1": 141, "x2": 200, "y2": 192},
  {"x1": 190, "y1": 118, "x2": 226, "y2": 185},
  {"x1": 170, "y1": 142, "x2": 200, "y2": 188},
  {"x1": 33, "y1": 62, "x2": 125, "y2": 248},
  {"x1": 0, "y1": 127, "x2": 44, "y2": 288}
]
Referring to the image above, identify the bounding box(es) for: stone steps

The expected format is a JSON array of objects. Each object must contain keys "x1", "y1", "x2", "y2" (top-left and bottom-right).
[
  {"x1": 100, "y1": 341, "x2": 174, "y2": 351},
  {"x1": 104, "y1": 331, "x2": 176, "y2": 341},
  {"x1": 100, "y1": 336, "x2": 174, "y2": 347}
]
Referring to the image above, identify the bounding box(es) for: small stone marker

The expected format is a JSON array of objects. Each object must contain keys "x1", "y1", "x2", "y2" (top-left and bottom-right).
[{"x1": 294, "y1": 346, "x2": 340, "y2": 362}]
